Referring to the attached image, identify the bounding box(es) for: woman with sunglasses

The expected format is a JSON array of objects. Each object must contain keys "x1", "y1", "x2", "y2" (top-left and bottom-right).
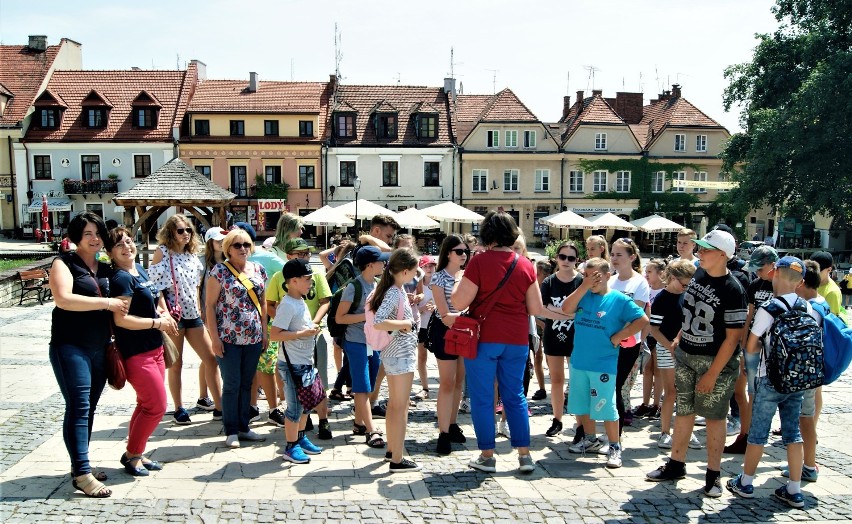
[
  {"x1": 149, "y1": 214, "x2": 222, "y2": 425},
  {"x1": 429, "y1": 235, "x2": 470, "y2": 455}
]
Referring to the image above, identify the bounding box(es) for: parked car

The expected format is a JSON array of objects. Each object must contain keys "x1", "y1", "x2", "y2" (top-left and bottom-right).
[{"x1": 737, "y1": 240, "x2": 764, "y2": 259}]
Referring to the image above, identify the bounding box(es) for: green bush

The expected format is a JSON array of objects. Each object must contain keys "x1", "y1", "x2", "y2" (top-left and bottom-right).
[{"x1": 544, "y1": 239, "x2": 586, "y2": 261}]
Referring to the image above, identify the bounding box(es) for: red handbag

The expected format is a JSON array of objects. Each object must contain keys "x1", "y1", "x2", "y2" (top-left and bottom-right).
[{"x1": 89, "y1": 272, "x2": 126, "y2": 390}]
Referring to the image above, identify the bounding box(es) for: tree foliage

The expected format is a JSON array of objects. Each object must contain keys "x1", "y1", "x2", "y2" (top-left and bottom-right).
[{"x1": 722, "y1": 0, "x2": 852, "y2": 222}]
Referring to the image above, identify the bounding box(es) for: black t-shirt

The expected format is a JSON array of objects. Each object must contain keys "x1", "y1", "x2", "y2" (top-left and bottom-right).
[
  {"x1": 110, "y1": 264, "x2": 164, "y2": 359},
  {"x1": 649, "y1": 289, "x2": 684, "y2": 343},
  {"x1": 50, "y1": 253, "x2": 112, "y2": 350},
  {"x1": 679, "y1": 271, "x2": 747, "y2": 356},
  {"x1": 747, "y1": 278, "x2": 774, "y2": 311},
  {"x1": 540, "y1": 272, "x2": 583, "y2": 354}
]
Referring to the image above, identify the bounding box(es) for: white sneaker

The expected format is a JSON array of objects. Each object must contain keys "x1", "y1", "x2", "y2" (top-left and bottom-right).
[
  {"x1": 497, "y1": 419, "x2": 511, "y2": 439},
  {"x1": 459, "y1": 398, "x2": 471, "y2": 414},
  {"x1": 726, "y1": 418, "x2": 741, "y2": 436},
  {"x1": 694, "y1": 416, "x2": 707, "y2": 426},
  {"x1": 225, "y1": 434, "x2": 240, "y2": 448},
  {"x1": 689, "y1": 433, "x2": 703, "y2": 449},
  {"x1": 658, "y1": 433, "x2": 673, "y2": 449},
  {"x1": 606, "y1": 445, "x2": 623, "y2": 469},
  {"x1": 568, "y1": 436, "x2": 603, "y2": 454},
  {"x1": 596, "y1": 436, "x2": 610, "y2": 455}
]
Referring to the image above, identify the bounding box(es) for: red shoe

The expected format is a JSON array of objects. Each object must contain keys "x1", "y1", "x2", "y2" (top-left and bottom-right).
[{"x1": 723, "y1": 433, "x2": 748, "y2": 454}]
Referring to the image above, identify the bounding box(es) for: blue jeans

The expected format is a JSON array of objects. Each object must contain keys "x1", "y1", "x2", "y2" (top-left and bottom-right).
[
  {"x1": 465, "y1": 342, "x2": 530, "y2": 450},
  {"x1": 747, "y1": 376, "x2": 804, "y2": 446},
  {"x1": 49, "y1": 343, "x2": 107, "y2": 476},
  {"x1": 216, "y1": 341, "x2": 263, "y2": 436},
  {"x1": 277, "y1": 361, "x2": 315, "y2": 422},
  {"x1": 343, "y1": 340, "x2": 380, "y2": 394}
]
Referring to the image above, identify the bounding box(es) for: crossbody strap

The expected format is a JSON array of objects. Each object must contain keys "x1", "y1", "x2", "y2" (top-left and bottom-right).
[
  {"x1": 167, "y1": 251, "x2": 181, "y2": 307},
  {"x1": 223, "y1": 261, "x2": 262, "y2": 316},
  {"x1": 473, "y1": 253, "x2": 519, "y2": 322}
]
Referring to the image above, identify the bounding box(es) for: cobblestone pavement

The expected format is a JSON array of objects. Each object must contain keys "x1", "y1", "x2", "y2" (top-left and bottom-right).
[{"x1": 3, "y1": 303, "x2": 852, "y2": 522}]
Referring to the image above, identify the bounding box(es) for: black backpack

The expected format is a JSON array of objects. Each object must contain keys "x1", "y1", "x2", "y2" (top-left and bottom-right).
[
  {"x1": 764, "y1": 296, "x2": 824, "y2": 393},
  {"x1": 327, "y1": 278, "x2": 362, "y2": 338}
]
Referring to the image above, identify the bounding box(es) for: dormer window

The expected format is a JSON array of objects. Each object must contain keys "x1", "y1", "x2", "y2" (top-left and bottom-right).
[
  {"x1": 39, "y1": 108, "x2": 61, "y2": 128},
  {"x1": 81, "y1": 90, "x2": 112, "y2": 129},
  {"x1": 376, "y1": 113, "x2": 397, "y2": 139},
  {"x1": 335, "y1": 113, "x2": 355, "y2": 138},
  {"x1": 86, "y1": 108, "x2": 107, "y2": 128},
  {"x1": 131, "y1": 90, "x2": 161, "y2": 129},
  {"x1": 416, "y1": 114, "x2": 437, "y2": 139},
  {"x1": 33, "y1": 90, "x2": 67, "y2": 129}
]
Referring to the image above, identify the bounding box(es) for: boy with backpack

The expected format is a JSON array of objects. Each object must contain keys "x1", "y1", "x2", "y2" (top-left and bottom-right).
[{"x1": 727, "y1": 256, "x2": 822, "y2": 508}]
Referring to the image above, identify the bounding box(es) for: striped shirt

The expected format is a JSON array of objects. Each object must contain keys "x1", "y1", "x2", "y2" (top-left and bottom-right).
[
  {"x1": 374, "y1": 285, "x2": 417, "y2": 359},
  {"x1": 430, "y1": 269, "x2": 458, "y2": 319}
]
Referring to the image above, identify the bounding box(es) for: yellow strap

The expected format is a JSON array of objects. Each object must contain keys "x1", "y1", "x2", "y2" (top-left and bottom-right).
[{"x1": 223, "y1": 261, "x2": 262, "y2": 316}]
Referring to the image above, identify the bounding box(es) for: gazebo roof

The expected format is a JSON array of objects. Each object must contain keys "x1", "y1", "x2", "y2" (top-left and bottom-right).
[{"x1": 114, "y1": 158, "x2": 235, "y2": 206}]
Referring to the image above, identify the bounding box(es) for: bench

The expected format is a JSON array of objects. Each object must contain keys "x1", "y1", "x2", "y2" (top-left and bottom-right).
[{"x1": 18, "y1": 269, "x2": 50, "y2": 305}]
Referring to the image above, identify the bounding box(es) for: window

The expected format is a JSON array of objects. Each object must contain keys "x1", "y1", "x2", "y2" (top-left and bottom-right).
[
  {"x1": 195, "y1": 165, "x2": 211, "y2": 179},
  {"x1": 264, "y1": 120, "x2": 279, "y2": 137},
  {"x1": 534, "y1": 169, "x2": 550, "y2": 192},
  {"x1": 299, "y1": 120, "x2": 314, "y2": 137},
  {"x1": 336, "y1": 114, "x2": 355, "y2": 138},
  {"x1": 299, "y1": 166, "x2": 315, "y2": 189},
  {"x1": 696, "y1": 135, "x2": 707, "y2": 152},
  {"x1": 672, "y1": 171, "x2": 686, "y2": 192},
  {"x1": 595, "y1": 132, "x2": 607, "y2": 150},
  {"x1": 651, "y1": 171, "x2": 665, "y2": 193},
  {"x1": 674, "y1": 134, "x2": 686, "y2": 152},
  {"x1": 133, "y1": 155, "x2": 151, "y2": 178},
  {"x1": 230, "y1": 120, "x2": 245, "y2": 136},
  {"x1": 382, "y1": 161, "x2": 399, "y2": 186},
  {"x1": 593, "y1": 170, "x2": 608, "y2": 192},
  {"x1": 265, "y1": 165, "x2": 282, "y2": 185},
  {"x1": 486, "y1": 130, "x2": 499, "y2": 148},
  {"x1": 230, "y1": 166, "x2": 247, "y2": 196},
  {"x1": 569, "y1": 170, "x2": 584, "y2": 193},
  {"x1": 34, "y1": 155, "x2": 51, "y2": 180},
  {"x1": 616, "y1": 171, "x2": 631, "y2": 193},
  {"x1": 39, "y1": 108, "x2": 59, "y2": 128},
  {"x1": 503, "y1": 169, "x2": 519, "y2": 191},
  {"x1": 81, "y1": 155, "x2": 100, "y2": 181},
  {"x1": 194, "y1": 119, "x2": 210, "y2": 136},
  {"x1": 505, "y1": 130, "x2": 518, "y2": 148},
  {"x1": 693, "y1": 171, "x2": 707, "y2": 193},
  {"x1": 418, "y1": 115, "x2": 437, "y2": 139},
  {"x1": 472, "y1": 169, "x2": 488, "y2": 192},
  {"x1": 377, "y1": 114, "x2": 397, "y2": 139},
  {"x1": 524, "y1": 130, "x2": 536, "y2": 148},
  {"x1": 135, "y1": 108, "x2": 157, "y2": 128},
  {"x1": 424, "y1": 161, "x2": 439, "y2": 187},
  {"x1": 339, "y1": 161, "x2": 356, "y2": 186},
  {"x1": 86, "y1": 108, "x2": 107, "y2": 128}
]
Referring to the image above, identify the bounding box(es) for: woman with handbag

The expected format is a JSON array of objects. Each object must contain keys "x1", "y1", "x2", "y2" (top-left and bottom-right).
[
  {"x1": 149, "y1": 214, "x2": 222, "y2": 425},
  {"x1": 452, "y1": 211, "x2": 571, "y2": 474},
  {"x1": 49, "y1": 212, "x2": 129, "y2": 498},
  {"x1": 205, "y1": 228, "x2": 269, "y2": 448},
  {"x1": 107, "y1": 227, "x2": 179, "y2": 476},
  {"x1": 428, "y1": 234, "x2": 470, "y2": 455}
]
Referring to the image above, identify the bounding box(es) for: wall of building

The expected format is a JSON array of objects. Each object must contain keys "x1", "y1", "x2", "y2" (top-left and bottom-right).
[
  {"x1": 563, "y1": 126, "x2": 641, "y2": 154},
  {"x1": 188, "y1": 113, "x2": 319, "y2": 138}
]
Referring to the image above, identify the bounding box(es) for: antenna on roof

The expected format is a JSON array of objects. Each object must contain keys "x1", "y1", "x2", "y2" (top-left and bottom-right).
[
  {"x1": 176, "y1": 53, "x2": 180, "y2": 70},
  {"x1": 485, "y1": 69, "x2": 499, "y2": 94},
  {"x1": 654, "y1": 65, "x2": 661, "y2": 94},
  {"x1": 395, "y1": 73, "x2": 401, "y2": 85},
  {"x1": 566, "y1": 71, "x2": 570, "y2": 95},
  {"x1": 333, "y1": 22, "x2": 343, "y2": 103},
  {"x1": 639, "y1": 72, "x2": 644, "y2": 93},
  {"x1": 583, "y1": 65, "x2": 600, "y2": 91}
]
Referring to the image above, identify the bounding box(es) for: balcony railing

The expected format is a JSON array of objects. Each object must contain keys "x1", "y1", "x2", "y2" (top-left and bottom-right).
[{"x1": 63, "y1": 179, "x2": 118, "y2": 195}]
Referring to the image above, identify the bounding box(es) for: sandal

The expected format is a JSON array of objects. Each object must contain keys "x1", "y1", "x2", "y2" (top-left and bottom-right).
[
  {"x1": 70, "y1": 470, "x2": 107, "y2": 482},
  {"x1": 73, "y1": 473, "x2": 112, "y2": 498},
  {"x1": 329, "y1": 389, "x2": 346, "y2": 402},
  {"x1": 352, "y1": 423, "x2": 367, "y2": 436},
  {"x1": 366, "y1": 431, "x2": 386, "y2": 448}
]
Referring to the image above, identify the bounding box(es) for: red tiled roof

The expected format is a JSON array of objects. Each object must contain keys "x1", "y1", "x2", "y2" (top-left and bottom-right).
[
  {"x1": 0, "y1": 43, "x2": 61, "y2": 126},
  {"x1": 24, "y1": 68, "x2": 196, "y2": 142},
  {"x1": 34, "y1": 89, "x2": 68, "y2": 108},
  {"x1": 452, "y1": 89, "x2": 538, "y2": 144},
  {"x1": 640, "y1": 96, "x2": 726, "y2": 148},
  {"x1": 189, "y1": 80, "x2": 325, "y2": 114},
  {"x1": 80, "y1": 89, "x2": 113, "y2": 108},
  {"x1": 560, "y1": 94, "x2": 636, "y2": 145}
]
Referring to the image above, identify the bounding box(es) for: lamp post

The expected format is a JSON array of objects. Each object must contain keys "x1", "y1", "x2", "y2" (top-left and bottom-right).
[{"x1": 353, "y1": 176, "x2": 362, "y2": 233}]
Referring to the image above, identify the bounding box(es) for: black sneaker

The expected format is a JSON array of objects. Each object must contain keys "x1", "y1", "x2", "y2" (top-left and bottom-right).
[
  {"x1": 436, "y1": 432, "x2": 452, "y2": 455},
  {"x1": 646, "y1": 462, "x2": 686, "y2": 482},
  {"x1": 371, "y1": 404, "x2": 386, "y2": 419},
  {"x1": 448, "y1": 423, "x2": 466, "y2": 443},
  {"x1": 531, "y1": 389, "x2": 547, "y2": 401},
  {"x1": 384, "y1": 451, "x2": 392, "y2": 462},
  {"x1": 389, "y1": 458, "x2": 421, "y2": 473},
  {"x1": 196, "y1": 397, "x2": 215, "y2": 411},
  {"x1": 174, "y1": 407, "x2": 192, "y2": 425},
  {"x1": 249, "y1": 405, "x2": 261, "y2": 423},
  {"x1": 267, "y1": 408, "x2": 286, "y2": 428},
  {"x1": 317, "y1": 419, "x2": 332, "y2": 440},
  {"x1": 211, "y1": 409, "x2": 222, "y2": 421},
  {"x1": 546, "y1": 418, "x2": 563, "y2": 437},
  {"x1": 304, "y1": 415, "x2": 314, "y2": 431},
  {"x1": 631, "y1": 404, "x2": 652, "y2": 418}
]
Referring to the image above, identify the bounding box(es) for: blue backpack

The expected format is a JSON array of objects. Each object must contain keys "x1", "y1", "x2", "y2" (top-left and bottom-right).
[
  {"x1": 764, "y1": 296, "x2": 824, "y2": 393},
  {"x1": 809, "y1": 300, "x2": 852, "y2": 385}
]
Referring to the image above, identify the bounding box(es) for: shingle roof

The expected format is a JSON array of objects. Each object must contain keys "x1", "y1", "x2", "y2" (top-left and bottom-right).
[
  {"x1": 114, "y1": 158, "x2": 235, "y2": 204},
  {"x1": 559, "y1": 94, "x2": 634, "y2": 145},
  {"x1": 640, "y1": 96, "x2": 726, "y2": 148},
  {"x1": 0, "y1": 42, "x2": 61, "y2": 127},
  {"x1": 189, "y1": 80, "x2": 325, "y2": 113},
  {"x1": 24, "y1": 67, "x2": 196, "y2": 142},
  {"x1": 451, "y1": 89, "x2": 539, "y2": 144}
]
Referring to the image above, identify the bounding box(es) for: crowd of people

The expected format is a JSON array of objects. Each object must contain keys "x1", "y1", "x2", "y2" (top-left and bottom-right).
[{"x1": 47, "y1": 210, "x2": 847, "y2": 508}]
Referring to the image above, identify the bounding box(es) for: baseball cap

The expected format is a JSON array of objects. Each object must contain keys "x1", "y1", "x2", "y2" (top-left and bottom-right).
[
  {"x1": 204, "y1": 227, "x2": 226, "y2": 242},
  {"x1": 354, "y1": 245, "x2": 390, "y2": 266},
  {"x1": 711, "y1": 223, "x2": 735, "y2": 238},
  {"x1": 419, "y1": 254, "x2": 437, "y2": 268},
  {"x1": 233, "y1": 222, "x2": 256, "y2": 241},
  {"x1": 282, "y1": 258, "x2": 313, "y2": 280},
  {"x1": 262, "y1": 237, "x2": 275, "y2": 249},
  {"x1": 692, "y1": 230, "x2": 736, "y2": 259},
  {"x1": 775, "y1": 256, "x2": 806, "y2": 278},
  {"x1": 810, "y1": 251, "x2": 834, "y2": 271},
  {"x1": 744, "y1": 245, "x2": 779, "y2": 272},
  {"x1": 284, "y1": 238, "x2": 313, "y2": 254}
]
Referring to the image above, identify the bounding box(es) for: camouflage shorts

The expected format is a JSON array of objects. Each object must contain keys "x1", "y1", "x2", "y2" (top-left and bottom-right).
[
  {"x1": 674, "y1": 347, "x2": 740, "y2": 420},
  {"x1": 257, "y1": 340, "x2": 278, "y2": 375}
]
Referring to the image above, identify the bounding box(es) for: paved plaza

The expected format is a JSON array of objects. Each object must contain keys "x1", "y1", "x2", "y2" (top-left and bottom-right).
[{"x1": 2, "y1": 302, "x2": 852, "y2": 523}]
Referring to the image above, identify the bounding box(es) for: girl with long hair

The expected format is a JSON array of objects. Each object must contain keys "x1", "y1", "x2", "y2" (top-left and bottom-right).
[{"x1": 633, "y1": 258, "x2": 668, "y2": 420}]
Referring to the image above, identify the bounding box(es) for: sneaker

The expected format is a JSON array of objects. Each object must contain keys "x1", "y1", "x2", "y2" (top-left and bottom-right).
[
  {"x1": 224, "y1": 434, "x2": 240, "y2": 448},
  {"x1": 726, "y1": 474, "x2": 754, "y2": 498},
  {"x1": 249, "y1": 405, "x2": 261, "y2": 423},
  {"x1": 568, "y1": 436, "x2": 603, "y2": 454},
  {"x1": 518, "y1": 454, "x2": 535, "y2": 473},
  {"x1": 497, "y1": 419, "x2": 511, "y2": 439},
  {"x1": 632, "y1": 404, "x2": 652, "y2": 418},
  {"x1": 545, "y1": 418, "x2": 563, "y2": 437},
  {"x1": 448, "y1": 423, "x2": 466, "y2": 443},
  {"x1": 571, "y1": 425, "x2": 585, "y2": 445},
  {"x1": 704, "y1": 477, "x2": 723, "y2": 498},
  {"x1": 173, "y1": 407, "x2": 192, "y2": 425},
  {"x1": 267, "y1": 408, "x2": 286, "y2": 428},
  {"x1": 468, "y1": 454, "x2": 497, "y2": 473},
  {"x1": 389, "y1": 458, "x2": 421, "y2": 473},
  {"x1": 212, "y1": 409, "x2": 223, "y2": 421},
  {"x1": 317, "y1": 420, "x2": 333, "y2": 440},
  {"x1": 196, "y1": 397, "x2": 215, "y2": 411},
  {"x1": 282, "y1": 444, "x2": 310, "y2": 464},
  {"x1": 384, "y1": 451, "x2": 392, "y2": 462},
  {"x1": 257, "y1": 387, "x2": 266, "y2": 400},
  {"x1": 495, "y1": 401, "x2": 503, "y2": 414},
  {"x1": 648, "y1": 406, "x2": 662, "y2": 420},
  {"x1": 688, "y1": 433, "x2": 703, "y2": 449},
  {"x1": 296, "y1": 435, "x2": 322, "y2": 455},
  {"x1": 774, "y1": 485, "x2": 805, "y2": 508},
  {"x1": 772, "y1": 427, "x2": 783, "y2": 436},
  {"x1": 723, "y1": 433, "x2": 748, "y2": 454},
  {"x1": 646, "y1": 462, "x2": 686, "y2": 482},
  {"x1": 238, "y1": 430, "x2": 266, "y2": 442},
  {"x1": 782, "y1": 465, "x2": 819, "y2": 482},
  {"x1": 531, "y1": 389, "x2": 547, "y2": 401},
  {"x1": 726, "y1": 418, "x2": 741, "y2": 436},
  {"x1": 694, "y1": 416, "x2": 706, "y2": 426},
  {"x1": 606, "y1": 445, "x2": 623, "y2": 469},
  {"x1": 459, "y1": 398, "x2": 471, "y2": 414},
  {"x1": 623, "y1": 413, "x2": 634, "y2": 427},
  {"x1": 658, "y1": 433, "x2": 673, "y2": 449},
  {"x1": 436, "y1": 432, "x2": 452, "y2": 455},
  {"x1": 371, "y1": 404, "x2": 386, "y2": 419},
  {"x1": 596, "y1": 437, "x2": 610, "y2": 455}
]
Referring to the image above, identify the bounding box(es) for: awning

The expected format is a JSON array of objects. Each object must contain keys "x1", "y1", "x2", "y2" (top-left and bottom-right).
[{"x1": 28, "y1": 198, "x2": 72, "y2": 212}]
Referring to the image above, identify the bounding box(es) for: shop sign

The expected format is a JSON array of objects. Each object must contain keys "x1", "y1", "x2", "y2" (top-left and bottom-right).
[{"x1": 257, "y1": 199, "x2": 289, "y2": 212}]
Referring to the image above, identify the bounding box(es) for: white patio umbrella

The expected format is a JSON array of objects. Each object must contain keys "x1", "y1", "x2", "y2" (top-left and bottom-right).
[
  {"x1": 301, "y1": 205, "x2": 355, "y2": 247},
  {"x1": 334, "y1": 199, "x2": 398, "y2": 221},
  {"x1": 629, "y1": 214, "x2": 684, "y2": 233},
  {"x1": 420, "y1": 202, "x2": 484, "y2": 223},
  {"x1": 542, "y1": 210, "x2": 595, "y2": 229},
  {"x1": 395, "y1": 207, "x2": 440, "y2": 230},
  {"x1": 587, "y1": 212, "x2": 638, "y2": 231}
]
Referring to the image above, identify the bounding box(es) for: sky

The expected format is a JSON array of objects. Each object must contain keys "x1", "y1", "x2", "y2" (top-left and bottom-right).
[{"x1": 0, "y1": 0, "x2": 780, "y2": 133}]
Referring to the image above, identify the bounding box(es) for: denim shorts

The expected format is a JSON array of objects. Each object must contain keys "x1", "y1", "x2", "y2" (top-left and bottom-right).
[
  {"x1": 567, "y1": 364, "x2": 618, "y2": 421},
  {"x1": 179, "y1": 316, "x2": 204, "y2": 330},
  {"x1": 800, "y1": 387, "x2": 816, "y2": 418},
  {"x1": 674, "y1": 347, "x2": 740, "y2": 420},
  {"x1": 747, "y1": 376, "x2": 804, "y2": 446},
  {"x1": 276, "y1": 360, "x2": 315, "y2": 423},
  {"x1": 382, "y1": 354, "x2": 416, "y2": 376},
  {"x1": 743, "y1": 349, "x2": 760, "y2": 396}
]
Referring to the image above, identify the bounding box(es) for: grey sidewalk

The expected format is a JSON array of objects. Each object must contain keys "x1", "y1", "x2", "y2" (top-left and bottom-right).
[{"x1": 2, "y1": 303, "x2": 852, "y2": 523}]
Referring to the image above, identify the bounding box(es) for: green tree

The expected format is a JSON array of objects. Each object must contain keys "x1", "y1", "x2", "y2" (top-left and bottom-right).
[{"x1": 722, "y1": 0, "x2": 852, "y2": 222}]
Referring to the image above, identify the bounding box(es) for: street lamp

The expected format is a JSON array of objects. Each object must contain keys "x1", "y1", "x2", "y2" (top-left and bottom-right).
[{"x1": 353, "y1": 176, "x2": 362, "y2": 232}]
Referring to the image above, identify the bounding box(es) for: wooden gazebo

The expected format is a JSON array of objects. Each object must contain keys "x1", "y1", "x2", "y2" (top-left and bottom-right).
[{"x1": 114, "y1": 158, "x2": 236, "y2": 238}]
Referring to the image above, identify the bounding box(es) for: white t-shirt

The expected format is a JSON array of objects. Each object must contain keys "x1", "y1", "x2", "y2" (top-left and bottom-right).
[
  {"x1": 609, "y1": 272, "x2": 651, "y2": 346},
  {"x1": 420, "y1": 284, "x2": 435, "y2": 327},
  {"x1": 750, "y1": 292, "x2": 822, "y2": 377}
]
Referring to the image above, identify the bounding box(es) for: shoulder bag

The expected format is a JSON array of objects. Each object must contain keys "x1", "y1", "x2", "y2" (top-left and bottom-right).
[
  {"x1": 280, "y1": 345, "x2": 326, "y2": 411},
  {"x1": 166, "y1": 249, "x2": 183, "y2": 322},
  {"x1": 89, "y1": 272, "x2": 126, "y2": 390},
  {"x1": 223, "y1": 261, "x2": 262, "y2": 317}
]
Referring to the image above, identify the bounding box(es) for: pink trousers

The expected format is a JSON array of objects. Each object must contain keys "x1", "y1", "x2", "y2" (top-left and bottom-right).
[{"x1": 125, "y1": 346, "x2": 167, "y2": 455}]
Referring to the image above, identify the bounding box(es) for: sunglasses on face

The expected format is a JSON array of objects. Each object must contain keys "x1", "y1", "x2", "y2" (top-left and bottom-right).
[
  {"x1": 557, "y1": 254, "x2": 578, "y2": 262},
  {"x1": 451, "y1": 248, "x2": 470, "y2": 257},
  {"x1": 176, "y1": 227, "x2": 193, "y2": 235},
  {"x1": 231, "y1": 242, "x2": 252, "y2": 250},
  {"x1": 292, "y1": 251, "x2": 310, "y2": 258}
]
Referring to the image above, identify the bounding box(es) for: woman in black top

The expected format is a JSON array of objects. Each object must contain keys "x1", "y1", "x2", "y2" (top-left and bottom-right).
[
  {"x1": 48, "y1": 212, "x2": 128, "y2": 498},
  {"x1": 107, "y1": 227, "x2": 178, "y2": 477}
]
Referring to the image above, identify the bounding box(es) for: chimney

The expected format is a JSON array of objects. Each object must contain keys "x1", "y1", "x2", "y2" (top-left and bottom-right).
[
  {"x1": 248, "y1": 72, "x2": 259, "y2": 93},
  {"x1": 576, "y1": 90, "x2": 585, "y2": 109},
  {"x1": 443, "y1": 77, "x2": 457, "y2": 97},
  {"x1": 192, "y1": 59, "x2": 207, "y2": 81},
  {"x1": 562, "y1": 95, "x2": 571, "y2": 119},
  {"x1": 28, "y1": 35, "x2": 47, "y2": 52},
  {"x1": 671, "y1": 84, "x2": 682, "y2": 98},
  {"x1": 613, "y1": 92, "x2": 644, "y2": 124},
  {"x1": 658, "y1": 89, "x2": 672, "y2": 102},
  {"x1": 592, "y1": 89, "x2": 603, "y2": 97}
]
